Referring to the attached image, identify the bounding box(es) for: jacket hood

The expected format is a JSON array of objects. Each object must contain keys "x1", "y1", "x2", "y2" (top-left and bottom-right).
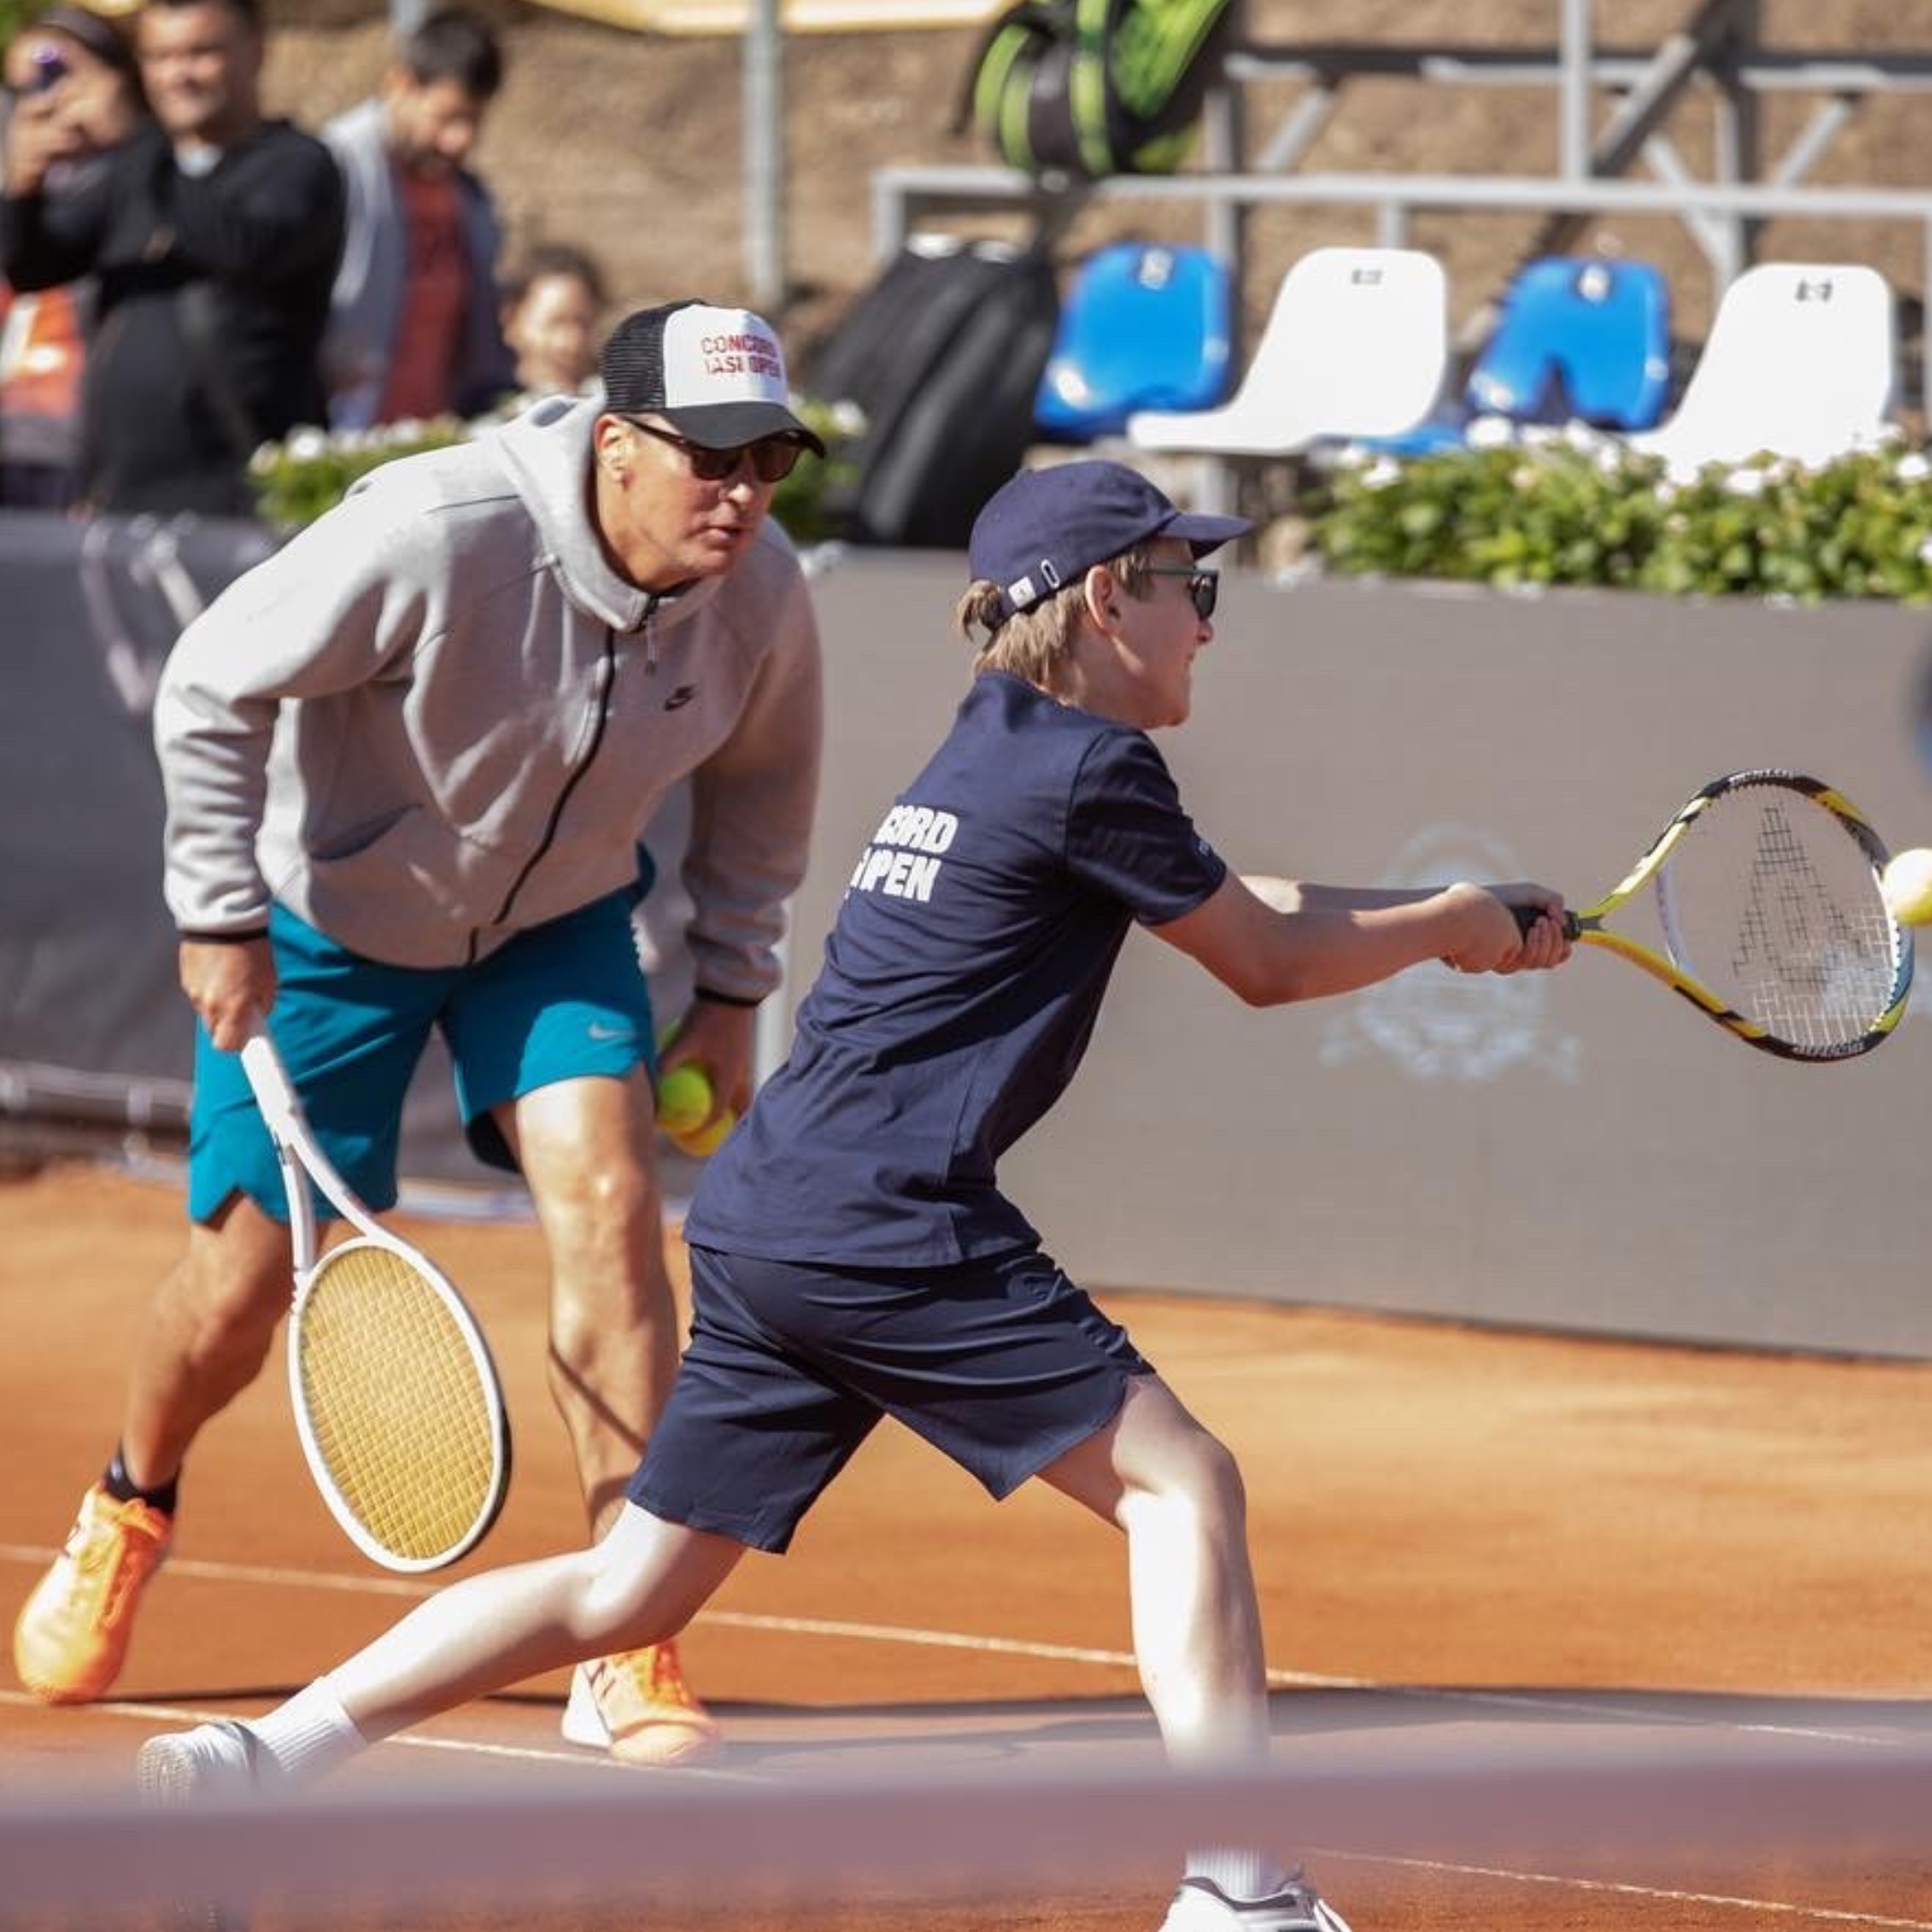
[{"x1": 487, "y1": 394, "x2": 724, "y2": 635}]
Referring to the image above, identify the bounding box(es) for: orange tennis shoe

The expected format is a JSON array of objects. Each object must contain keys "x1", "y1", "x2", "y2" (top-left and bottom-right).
[
  {"x1": 560, "y1": 1641, "x2": 721, "y2": 1767},
  {"x1": 13, "y1": 1485, "x2": 171, "y2": 1703}
]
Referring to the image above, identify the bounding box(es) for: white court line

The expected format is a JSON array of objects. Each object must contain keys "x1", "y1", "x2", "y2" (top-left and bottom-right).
[
  {"x1": 1318, "y1": 1848, "x2": 1932, "y2": 1930},
  {"x1": 4, "y1": 1539, "x2": 1927, "y2": 1928},
  {"x1": 0, "y1": 1541, "x2": 1920, "y2": 1750},
  {"x1": 6, "y1": 1681, "x2": 1928, "y2": 1929},
  {"x1": 0, "y1": 1688, "x2": 765, "y2": 1781}
]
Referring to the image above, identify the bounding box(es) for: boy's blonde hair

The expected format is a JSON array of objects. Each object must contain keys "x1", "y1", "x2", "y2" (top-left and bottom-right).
[{"x1": 955, "y1": 544, "x2": 1157, "y2": 686}]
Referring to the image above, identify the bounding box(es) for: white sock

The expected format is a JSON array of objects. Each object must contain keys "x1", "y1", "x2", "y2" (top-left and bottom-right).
[
  {"x1": 250, "y1": 1677, "x2": 368, "y2": 1786},
  {"x1": 1184, "y1": 1848, "x2": 1292, "y2": 1902}
]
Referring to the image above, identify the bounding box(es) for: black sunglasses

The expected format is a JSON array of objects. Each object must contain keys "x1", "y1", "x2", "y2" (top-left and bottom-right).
[
  {"x1": 620, "y1": 416, "x2": 807, "y2": 486},
  {"x1": 1143, "y1": 564, "x2": 1219, "y2": 621}
]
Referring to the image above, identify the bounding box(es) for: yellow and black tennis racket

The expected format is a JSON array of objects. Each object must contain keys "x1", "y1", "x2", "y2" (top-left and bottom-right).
[
  {"x1": 1519, "y1": 768, "x2": 1913, "y2": 1062},
  {"x1": 241, "y1": 1029, "x2": 512, "y2": 1571}
]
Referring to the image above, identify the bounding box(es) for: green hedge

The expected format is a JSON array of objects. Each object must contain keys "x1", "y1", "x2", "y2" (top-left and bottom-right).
[
  {"x1": 1306, "y1": 436, "x2": 1932, "y2": 603},
  {"x1": 256, "y1": 413, "x2": 1932, "y2": 604},
  {"x1": 249, "y1": 396, "x2": 861, "y2": 547}
]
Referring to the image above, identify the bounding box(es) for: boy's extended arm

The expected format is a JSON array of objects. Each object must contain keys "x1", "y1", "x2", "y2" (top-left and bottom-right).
[{"x1": 1152, "y1": 872, "x2": 1569, "y2": 1005}]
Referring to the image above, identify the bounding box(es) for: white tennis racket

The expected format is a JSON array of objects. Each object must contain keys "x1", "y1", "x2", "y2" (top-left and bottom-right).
[{"x1": 241, "y1": 1029, "x2": 512, "y2": 1572}]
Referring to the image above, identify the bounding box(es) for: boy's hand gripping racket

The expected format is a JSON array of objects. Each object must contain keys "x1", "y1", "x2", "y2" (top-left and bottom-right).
[
  {"x1": 1518, "y1": 768, "x2": 1913, "y2": 1062},
  {"x1": 241, "y1": 1029, "x2": 513, "y2": 1571}
]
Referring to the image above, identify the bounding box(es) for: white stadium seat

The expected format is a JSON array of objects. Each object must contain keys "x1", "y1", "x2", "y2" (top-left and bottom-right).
[
  {"x1": 1127, "y1": 245, "x2": 1449, "y2": 457},
  {"x1": 1628, "y1": 261, "x2": 1899, "y2": 479}
]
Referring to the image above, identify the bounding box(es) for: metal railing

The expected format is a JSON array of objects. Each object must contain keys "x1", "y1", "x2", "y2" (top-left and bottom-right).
[
  {"x1": 877, "y1": 11, "x2": 1932, "y2": 326},
  {"x1": 867, "y1": 165, "x2": 1932, "y2": 513},
  {"x1": 870, "y1": 166, "x2": 1932, "y2": 397},
  {"x1": 873, "y1": 168, "x2": 1932, "y2": 309}
]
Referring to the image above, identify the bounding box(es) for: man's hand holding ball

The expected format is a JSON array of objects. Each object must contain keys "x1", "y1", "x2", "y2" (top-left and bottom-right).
[{"x1": 656, "y1": 1059, "x2": 737, "y2": 1157}]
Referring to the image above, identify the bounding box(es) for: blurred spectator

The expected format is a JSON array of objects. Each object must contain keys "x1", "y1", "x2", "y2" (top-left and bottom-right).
[
  {"x1": 500, "y1": 240, "x2": 606, "y2": 400},
  {"x1": 0, "y1": 4, "x2": 147, "y2": 506},
  {"x1": 0, "y1": 0, "x2": 343, "y2": 517},
  {"x1": 323, "y1": 6, "x2": 514, "y2": 429}
]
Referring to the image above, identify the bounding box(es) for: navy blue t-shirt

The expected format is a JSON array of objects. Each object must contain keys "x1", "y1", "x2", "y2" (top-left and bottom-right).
[{"x1": 683, "y1": 672, "x2": 1227, "y2": 1267}]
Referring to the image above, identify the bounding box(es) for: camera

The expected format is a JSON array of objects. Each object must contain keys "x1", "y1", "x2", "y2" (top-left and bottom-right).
[{"x1": 24, "y1": 47, "x2": 72, "y2": 95}]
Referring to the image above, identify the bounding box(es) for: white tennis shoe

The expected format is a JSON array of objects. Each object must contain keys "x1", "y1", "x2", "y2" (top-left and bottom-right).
[
  {"x1": 136, "y1": 1718, "x2": 272, "y2": 1803},
  {"x1": 135, "y1": 1721, "x2": 273, "y2": 1930},
  {"x1": 1157, "y1": 1873, "x2": 1354, "y2": 1932}
]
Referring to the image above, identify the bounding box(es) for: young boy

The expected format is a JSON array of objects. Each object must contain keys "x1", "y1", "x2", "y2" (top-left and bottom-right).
[{"x1": 136, "y1": 458, "x2": 1570, "y2": 1932}]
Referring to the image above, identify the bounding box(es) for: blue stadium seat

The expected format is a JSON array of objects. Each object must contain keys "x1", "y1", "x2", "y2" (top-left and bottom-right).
[
  {"x1": 1370, "y1": 256, "x2": 1673, "y2": 456},
  {"x1": 1034, "y1": 242, "x2": 1233, "y2": 442},
  {"x1": 1470, "y1": 256, "x2": 1672, "y2": 429}
]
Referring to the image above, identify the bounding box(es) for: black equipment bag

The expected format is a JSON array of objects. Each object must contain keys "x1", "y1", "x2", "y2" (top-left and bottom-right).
[{"x1": 803, "y1": 237, "x2": 1061, "y2": 551}]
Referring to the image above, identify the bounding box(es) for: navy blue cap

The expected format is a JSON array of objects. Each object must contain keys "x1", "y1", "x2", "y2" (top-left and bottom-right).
[{"x1": 968, "y1": 460, "x2": 1250, "y2": 626}]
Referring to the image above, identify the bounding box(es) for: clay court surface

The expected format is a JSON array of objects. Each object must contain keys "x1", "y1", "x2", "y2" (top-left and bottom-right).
[{"x1": 2, "y1": 1160, "x2": 1929, "y2": 1930}]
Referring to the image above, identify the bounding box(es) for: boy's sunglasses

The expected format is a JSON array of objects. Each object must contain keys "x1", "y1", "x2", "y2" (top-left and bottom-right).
[
  {"x1": 1143, "y1": 564, "x2": 1219, "y2": 621},
  {"x1": 619, "y1": 416, "x2": 808, "y2": 485}
]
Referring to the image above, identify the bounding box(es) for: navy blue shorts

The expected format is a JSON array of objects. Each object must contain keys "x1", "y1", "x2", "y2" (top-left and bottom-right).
[
  {"x1": 630, "y1": 1244, "x2": 1153, "y2": 1553},
  {"x1": 187, "y1": 893, "x2": 657, "y2": 1223}
]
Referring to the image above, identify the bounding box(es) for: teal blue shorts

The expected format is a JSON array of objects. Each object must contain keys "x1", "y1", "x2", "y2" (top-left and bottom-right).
[{"x1": 187, "y1": 894, "x2": 657, "y2": 1224}]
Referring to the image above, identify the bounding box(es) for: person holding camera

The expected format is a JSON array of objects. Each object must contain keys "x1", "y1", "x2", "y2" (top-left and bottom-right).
[
  {"x1": 0, "y1": 0, "x2": 343, "y2": 517},
  {"x1": 0, "y1": 4, "x2": 147, "y2": 506}
]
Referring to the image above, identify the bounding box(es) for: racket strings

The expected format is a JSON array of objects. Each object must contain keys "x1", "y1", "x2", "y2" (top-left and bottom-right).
[
  {"x1": 1665, "y1": 789, "x2": 1902, "y2": 1053},
  {"x1": 295, "y1": 1244, "x2": 501, "y2": 1564}
]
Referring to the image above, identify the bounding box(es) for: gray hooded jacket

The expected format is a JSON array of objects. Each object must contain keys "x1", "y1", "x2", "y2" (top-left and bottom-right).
[{"x1": 153, "y1": 393, "x2": 822, "y2": 1001}]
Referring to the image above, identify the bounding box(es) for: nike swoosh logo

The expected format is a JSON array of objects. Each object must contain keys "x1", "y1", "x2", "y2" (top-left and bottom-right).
[
  {"x1": 587, "y1": 1022, "x2": 632, "y2": 1042},
  {"x1": 665, "y1": 685, "x2": 698, "y2": 711}
]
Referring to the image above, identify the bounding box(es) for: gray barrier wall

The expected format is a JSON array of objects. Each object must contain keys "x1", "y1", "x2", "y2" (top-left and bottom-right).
[
  {"x1": 5, "y1": 521, "x2": 1929, "y2": 1353},
  {"x1": 795, "y1": 555, "x2": 1932, "y2": 1359},
  {"x1": 0, "y1": 512, "x2": 270, "y2": 1131}
]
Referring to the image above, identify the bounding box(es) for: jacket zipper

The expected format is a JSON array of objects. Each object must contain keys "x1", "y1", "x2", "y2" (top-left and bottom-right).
[{"x1": 465, "y1": 615, "x2": 633, "y2": 962}]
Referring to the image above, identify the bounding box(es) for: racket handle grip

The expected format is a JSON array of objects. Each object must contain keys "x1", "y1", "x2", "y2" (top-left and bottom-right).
[
  {"x1": 239, "y1": 1027, "x2": 305, "y2": 1136},
  {"x1": 1512, "y1": 903, "x2": 1580, "y2": 940}
]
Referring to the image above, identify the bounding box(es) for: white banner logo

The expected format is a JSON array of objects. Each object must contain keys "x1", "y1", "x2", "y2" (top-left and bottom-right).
[{"x1": 1320, "y1": 823, "x2": 1582, "y2": 1083}]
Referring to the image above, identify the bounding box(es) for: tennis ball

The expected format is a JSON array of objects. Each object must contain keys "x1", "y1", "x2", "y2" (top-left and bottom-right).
[
  {"x1": 656, "y1": 1063, "x2": 714, "y2": 1140},
  {"x1": 1882, "y1": 847, "x2": 1932, "y2": 926},
  {"x1": 674, "y1": 1106, "x2": 737, "y2": 1159}
]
